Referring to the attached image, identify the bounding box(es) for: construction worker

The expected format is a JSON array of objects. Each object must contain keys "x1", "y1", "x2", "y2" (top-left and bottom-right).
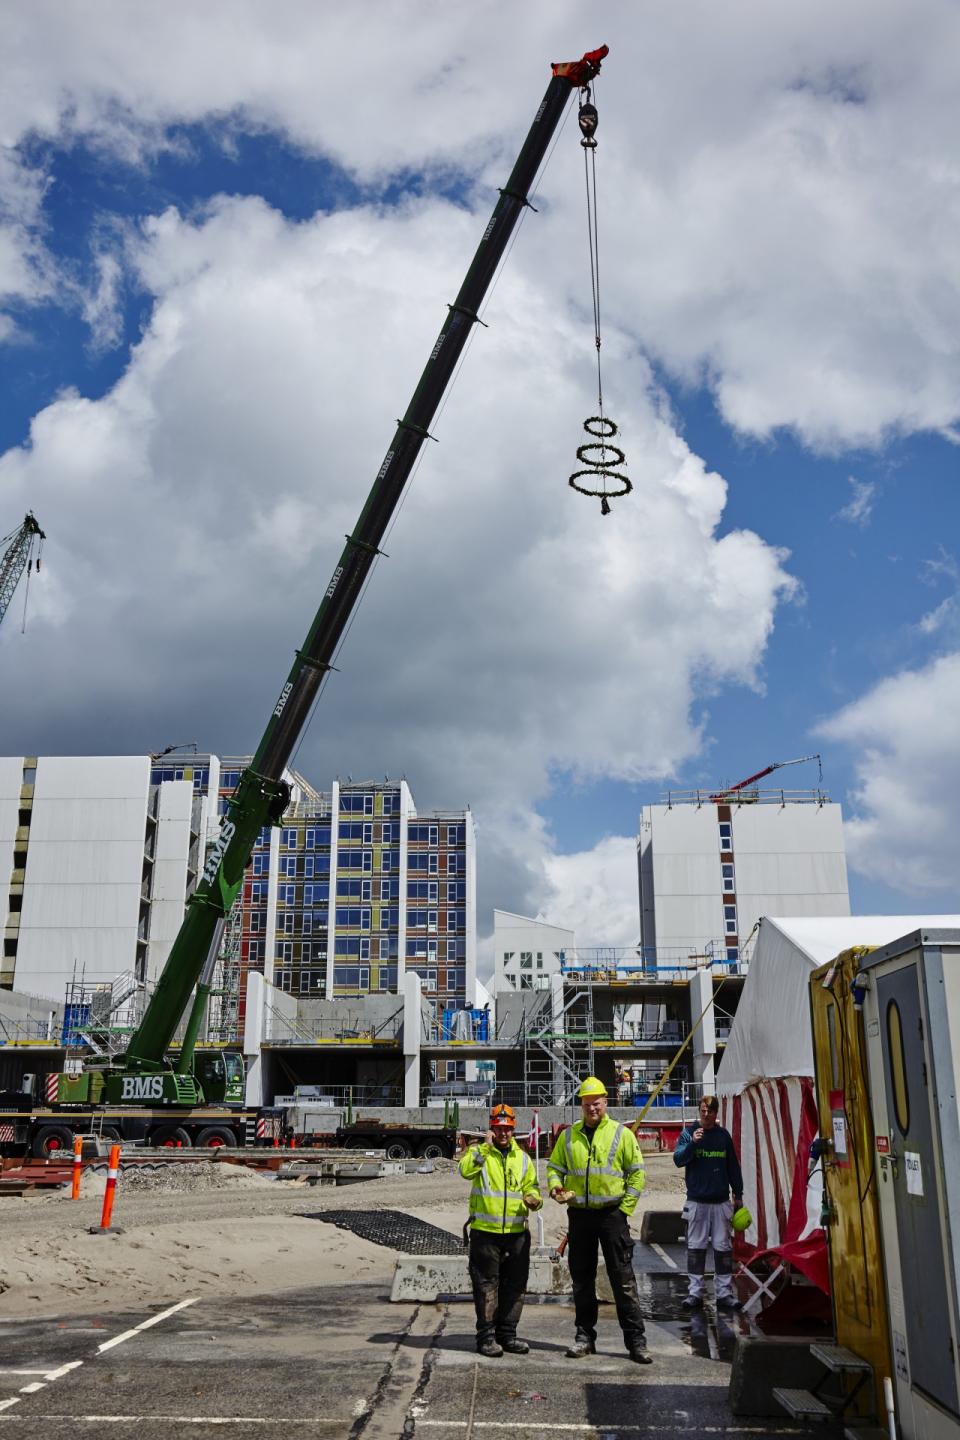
[
  {"x1": 459, "y1": 1101, "x2": 542, "y2": 1358},
  {"x1": 673, "y1": 1094, "x2": 744, "y2": 1311},
  {"x1": 547, "y1": 1077, "x2": 652, "y2": 1364}
]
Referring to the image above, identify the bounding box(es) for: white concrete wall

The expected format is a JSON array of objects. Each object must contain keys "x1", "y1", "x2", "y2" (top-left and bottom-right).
[
  {"x1": 492, "y1": 910, "x2": 576, "y2": 993},
  {"x1": 145, "y1": 779, "x2": 194, "y2": 986},
  {"x1": 732, "y1": 804, "x2": 850, "y2": 941},
  {"x1": 638, "y1": 801, "x2": 850, "y2": 962},
  {"x1": 15, "y1": 756, "x2": 151, "y2": 1001}
]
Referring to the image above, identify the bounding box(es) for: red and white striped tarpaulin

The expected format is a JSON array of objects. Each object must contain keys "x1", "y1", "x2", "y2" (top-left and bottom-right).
[{"x1": 720, "y1": 1075, "x2": 828, "y2": 1293}]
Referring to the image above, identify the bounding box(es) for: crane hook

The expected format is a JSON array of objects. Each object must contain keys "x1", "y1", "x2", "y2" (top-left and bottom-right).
[{"x1": 578, "y1": 95, "x2": 599, "y2": 148}]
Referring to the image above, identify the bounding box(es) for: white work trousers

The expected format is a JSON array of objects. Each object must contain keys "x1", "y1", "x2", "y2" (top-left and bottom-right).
[{"x1": 684, "y1": 1200, "x2": 734, "y2": 1299}]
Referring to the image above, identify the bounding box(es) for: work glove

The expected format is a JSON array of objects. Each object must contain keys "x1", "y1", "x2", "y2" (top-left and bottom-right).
[
  {"x1": 523, "y1": 1193, "x2": 543, "y2": 1211},
  {"x1": 550, "y1": 1187, "x2": 575, "y2": 1205}
]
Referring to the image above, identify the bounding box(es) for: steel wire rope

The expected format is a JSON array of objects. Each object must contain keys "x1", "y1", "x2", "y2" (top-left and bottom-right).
[
  {"x1": 568, "y1": 78, "x2": 632, "y2": 514},
  {"x1": 289, "y1": 93, "x2": 577, "y2": 771}
]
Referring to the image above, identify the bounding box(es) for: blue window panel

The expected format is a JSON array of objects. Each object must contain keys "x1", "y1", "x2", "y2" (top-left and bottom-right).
[{"x1": 335, "y1": 937, "x2": 361, "y2": 957}]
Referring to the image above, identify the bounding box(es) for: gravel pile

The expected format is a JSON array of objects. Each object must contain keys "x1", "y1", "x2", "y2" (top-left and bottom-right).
[{"x1": 112, "y1": 1161, "x2": 274, "y2": 1194}]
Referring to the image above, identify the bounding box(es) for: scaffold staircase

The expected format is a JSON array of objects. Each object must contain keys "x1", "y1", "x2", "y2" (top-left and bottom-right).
[{"x1": 523, "y1": 985, "x2": 595, "y2": 1105}]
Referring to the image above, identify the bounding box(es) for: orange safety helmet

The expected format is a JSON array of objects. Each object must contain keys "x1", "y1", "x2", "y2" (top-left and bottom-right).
[{"x1": 490, "y1": 1103, "x2": 516, "y2": 1130}]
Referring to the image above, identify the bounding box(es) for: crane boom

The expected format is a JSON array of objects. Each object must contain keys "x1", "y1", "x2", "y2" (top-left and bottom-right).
[
  {"x1": 114, "y1": 46, "x2": 610, "y2": 1098},
  {"x1": 0, "y1": 512, "x2": 45, "y2": 631},
  {"x1": 710, "y1": 753, "x2": 822, "y2": 802}
]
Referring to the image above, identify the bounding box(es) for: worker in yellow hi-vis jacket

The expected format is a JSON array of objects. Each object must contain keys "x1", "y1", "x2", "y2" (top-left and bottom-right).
[
  {"x1": 547, "y1": 1077, "x2": 651, "y2": 1364},
  {"x1": 459, "y1": 1102, "x2": 542, "y2": 1358}
]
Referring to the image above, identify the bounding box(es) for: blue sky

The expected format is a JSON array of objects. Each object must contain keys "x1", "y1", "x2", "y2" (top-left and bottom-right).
[{"x1": 1, "y1": 2, "x2": 958, "y2": 947}]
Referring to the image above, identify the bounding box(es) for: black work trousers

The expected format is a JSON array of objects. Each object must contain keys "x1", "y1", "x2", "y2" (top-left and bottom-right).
[
  {"x1": 568, "y1": 1206, "x2": 646, "y2": 1351},
  {"x1": 468, "y1": 1229, "x2": 531, "y2": 1343}
]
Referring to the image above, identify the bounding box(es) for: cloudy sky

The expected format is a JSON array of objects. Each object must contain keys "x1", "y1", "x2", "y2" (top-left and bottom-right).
[{"x1": 1, "y1": 1, "x2": 958, "y2": 956}]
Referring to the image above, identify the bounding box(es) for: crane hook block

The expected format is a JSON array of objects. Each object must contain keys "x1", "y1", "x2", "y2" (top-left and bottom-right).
[
  {"x1": 578, "y1": 101, "x2": 599, "y2": 147},
  {"x1": 569, "y1": 415, "x2": 632, "y2": 516}
]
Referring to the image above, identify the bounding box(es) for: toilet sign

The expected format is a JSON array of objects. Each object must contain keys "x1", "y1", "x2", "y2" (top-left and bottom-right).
[{"x1": 905, "y1": 1150, "x2": 924, "y2": 1197}]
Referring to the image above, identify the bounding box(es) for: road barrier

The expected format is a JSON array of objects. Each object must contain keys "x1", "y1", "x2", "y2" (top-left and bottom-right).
[
  {"x1": 71, "y1": 1134, "x2": 83, "y2": 1200},
  {"x1": 98, "y1": 1144, "x2": 121, "y2": 1229}
]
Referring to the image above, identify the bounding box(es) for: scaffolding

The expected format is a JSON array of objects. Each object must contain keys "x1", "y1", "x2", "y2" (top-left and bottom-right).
[{"x1": 207, "y1": 894, "x2": 244, "y2": 1045}]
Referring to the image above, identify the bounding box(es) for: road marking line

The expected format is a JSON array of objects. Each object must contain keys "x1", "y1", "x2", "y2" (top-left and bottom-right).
[
  {"x1": 0, "y1": 1373, "x2": 48, "y2": 1378},
  {"x1": 43, "y1": 1362, "x2": 84, "y2": 1382},
  {"x1": 0, "y1": 1418, "x2": 352, "y2": 1426},
  {"x1": 97, "y1": 1297, "x2": 198, "y2": 1353},
  {"x1": 650, "y1": 1242, "x2": 678, "y2": 1268},
  {"x1": 418, "y1": 1424, "x2": 806, "y2": 1434},
  {"x1": 0, "y1": 1402, "x2": 19, "y2": 1414},
  {"x1": 17, "y1": 1386, "x2": 43, "y2": 1396}
]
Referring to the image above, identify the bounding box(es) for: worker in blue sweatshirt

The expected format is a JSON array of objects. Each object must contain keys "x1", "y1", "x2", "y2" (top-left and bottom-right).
[{"x1": 673, "y1": 1094, "x2": 744, "y2": 1311}]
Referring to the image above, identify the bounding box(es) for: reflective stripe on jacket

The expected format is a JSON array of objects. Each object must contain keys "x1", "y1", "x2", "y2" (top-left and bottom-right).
[
  {"x1": 459, "y1": 1138, "x2": 541, "y2": 1234},
  {"x1": 546, "y1": 1114, "x2": 645, "y2": 1215}
]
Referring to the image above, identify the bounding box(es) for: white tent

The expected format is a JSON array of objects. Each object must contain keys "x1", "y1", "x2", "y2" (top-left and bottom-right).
[
  {"x1": 717, "y1": 915, "x2": 960, "y2": 1094},
  {"x1": 715, "y1": 915, "x2": 960, "y2": 1272}
]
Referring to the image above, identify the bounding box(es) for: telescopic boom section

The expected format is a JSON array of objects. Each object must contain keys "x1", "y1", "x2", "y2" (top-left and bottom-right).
[{"x1": 124, "y1": 46, "x2": 609, "y2": 1073}]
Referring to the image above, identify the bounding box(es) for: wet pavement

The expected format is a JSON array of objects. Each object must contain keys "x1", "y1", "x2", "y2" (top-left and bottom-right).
[{"x1": 0, "y1": 1237, "x2": 821, "y2": 1437}]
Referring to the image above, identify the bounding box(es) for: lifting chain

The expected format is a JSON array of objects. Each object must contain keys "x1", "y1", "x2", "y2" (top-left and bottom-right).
[{"x1": 568, "y1": 85, "x2": 631, "y2": 517}]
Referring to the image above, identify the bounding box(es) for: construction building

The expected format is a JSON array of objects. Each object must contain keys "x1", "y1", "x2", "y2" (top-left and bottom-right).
[
  {"x1": 638, "y1": 784, "x2": 850, "y2": 966},
  {"x1": 492, "y1": 910, "x2": 575, "y2": 991},
  {"x1": 2, "y1": 756, "x2": 476, "y2": 1072}
]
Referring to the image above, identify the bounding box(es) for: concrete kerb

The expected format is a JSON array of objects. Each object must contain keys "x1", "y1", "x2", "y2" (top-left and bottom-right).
[{"x1": 391, "y1": 1246, "x2": 616, "y2": 1303}]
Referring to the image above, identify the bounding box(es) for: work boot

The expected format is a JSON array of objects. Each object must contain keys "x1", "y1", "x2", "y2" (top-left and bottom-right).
[
  {"x1": 681, "y1": 1295, "x2": 704, "y2": 1311},
  {"x1": 477, "y1": 1338, "x2": 503, "y2": 1358},
  {"x1": 628, "y1": 1347, "x2": 653, "y2": 1365},
  {"x1": 499, "y1": 1338, "x2": 529, "y2": 1355},
  {"x1": 715, "y1": 1295, "x2": 741, "y2": 1312},
  {"x1": 565, "y1": 1334, "x2": 596, "y2": 1358}
]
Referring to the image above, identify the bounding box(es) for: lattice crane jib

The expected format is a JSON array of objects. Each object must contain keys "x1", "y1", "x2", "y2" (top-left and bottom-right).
[{"x1": 0, "y1": 512, "x2": 45, "y2": 631}]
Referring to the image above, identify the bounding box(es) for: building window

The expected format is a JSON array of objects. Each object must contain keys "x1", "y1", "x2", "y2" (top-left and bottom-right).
[
  {"x1": 279, "y1": 941, "x2": 293, "y2": 963},
  {"x1": 379, "y1": 937, "x2": 390, "y2": 960},
  {"x1": 428, "y1": 853, "x2": 438, "y2": 875},
  {"x1": 427, "y1": 911, "x2": 437, "y2": 933},
  {"x1": 302, "y1": 913, "x2": 313, "y2": 936},
  {"x1": 718, "y1": 822, "x2": 733, "y2": 852},
  {"x1": 428, "y1": 881, "x2": 438, "y2": 904},
  {"x1": 722, "y1": 862, "x2": 735, "y2": 892},
  {"x1": 447, "y1": 853, "x2": 458, "y2": 874},
  {"x1": 280, "y1": 884, "x2": 296, "y2": 905},
  {"x1": 519, "y1": 952, "x2": 532, "y2": 970},
  {"x1": 303, "y1": 856, "x2": 315, "y2": 879},
  {"x1": 276, "y1": 970, "x2": 292, "y2": 993},
  {"x1": 502, "y1": 952, "x2": 515, "y2": 965},
  {"x1": 382, "y1": 794, "x2": 393, "y2": 815},
  {"x1": 724, "y1": 904, "x2": 738, "y2": 935},
  {"x1": 360, "y1": 937, "x2": 370, "y2": 961},
  {"x1": 361, "y1": 879, "x2": 372, "y2": 902},
  {"x1": 381, "y1": 822, "x2": 392, "y2": 843}
]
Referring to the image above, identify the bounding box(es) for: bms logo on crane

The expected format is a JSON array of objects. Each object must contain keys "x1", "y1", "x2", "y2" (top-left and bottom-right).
[{"x1": 202, "y1": 820, "x2": 236, "y2": 886}]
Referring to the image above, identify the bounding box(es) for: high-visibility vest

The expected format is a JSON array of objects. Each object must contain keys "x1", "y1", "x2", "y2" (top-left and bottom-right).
[
  {"x1": 546, "y1": 1115, "x2": 645, "y2": 1214},
  {"x1": 459, "y1": 1139, "x2": 540, "y2": 1234}
]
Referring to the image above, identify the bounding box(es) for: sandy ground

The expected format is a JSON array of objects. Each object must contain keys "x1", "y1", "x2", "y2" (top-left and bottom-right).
[{"x1": 0, "y1": 1153, "x2": 686, "y2": 1319}]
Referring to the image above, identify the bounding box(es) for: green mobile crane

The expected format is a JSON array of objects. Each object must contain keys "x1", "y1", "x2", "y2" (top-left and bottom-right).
[{"x1": 98, "y1": 46, "x2": 610, "y2": 1112}]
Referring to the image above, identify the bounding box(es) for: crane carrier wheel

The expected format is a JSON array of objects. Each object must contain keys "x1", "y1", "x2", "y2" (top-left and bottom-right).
[
  {"x1": 150, "y1": 1124, "x2": 192, "y2": 1148},
  {"x1": 31, "y1": 1123, "x2": 75, "y2": 1158}
]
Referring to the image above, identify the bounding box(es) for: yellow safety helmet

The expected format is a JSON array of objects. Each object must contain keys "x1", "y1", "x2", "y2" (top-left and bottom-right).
[
  {"x1": 577, "y1": 1076, "x2": 608, "y2": 1098},
  {"x1": 732, "y1": 1206, "x2": 753, "y2": 1233}
]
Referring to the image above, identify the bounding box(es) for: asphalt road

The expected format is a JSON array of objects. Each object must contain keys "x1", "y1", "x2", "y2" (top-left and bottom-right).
[{"x1": 0, "y1": 1242, "x2": 817, "y2": 1439}]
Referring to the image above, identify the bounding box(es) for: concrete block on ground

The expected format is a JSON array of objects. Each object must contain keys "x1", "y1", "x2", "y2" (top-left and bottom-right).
[
  {"x1": 639, "y1": 1209, "x2": 685, "y2": 1244},
  {"x1": 729, "y1": 1335, "x2": 831, "y2": 1416},
  {"x1": 391, "y1": 1247, "x2": 614, "y2": 1303}
]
